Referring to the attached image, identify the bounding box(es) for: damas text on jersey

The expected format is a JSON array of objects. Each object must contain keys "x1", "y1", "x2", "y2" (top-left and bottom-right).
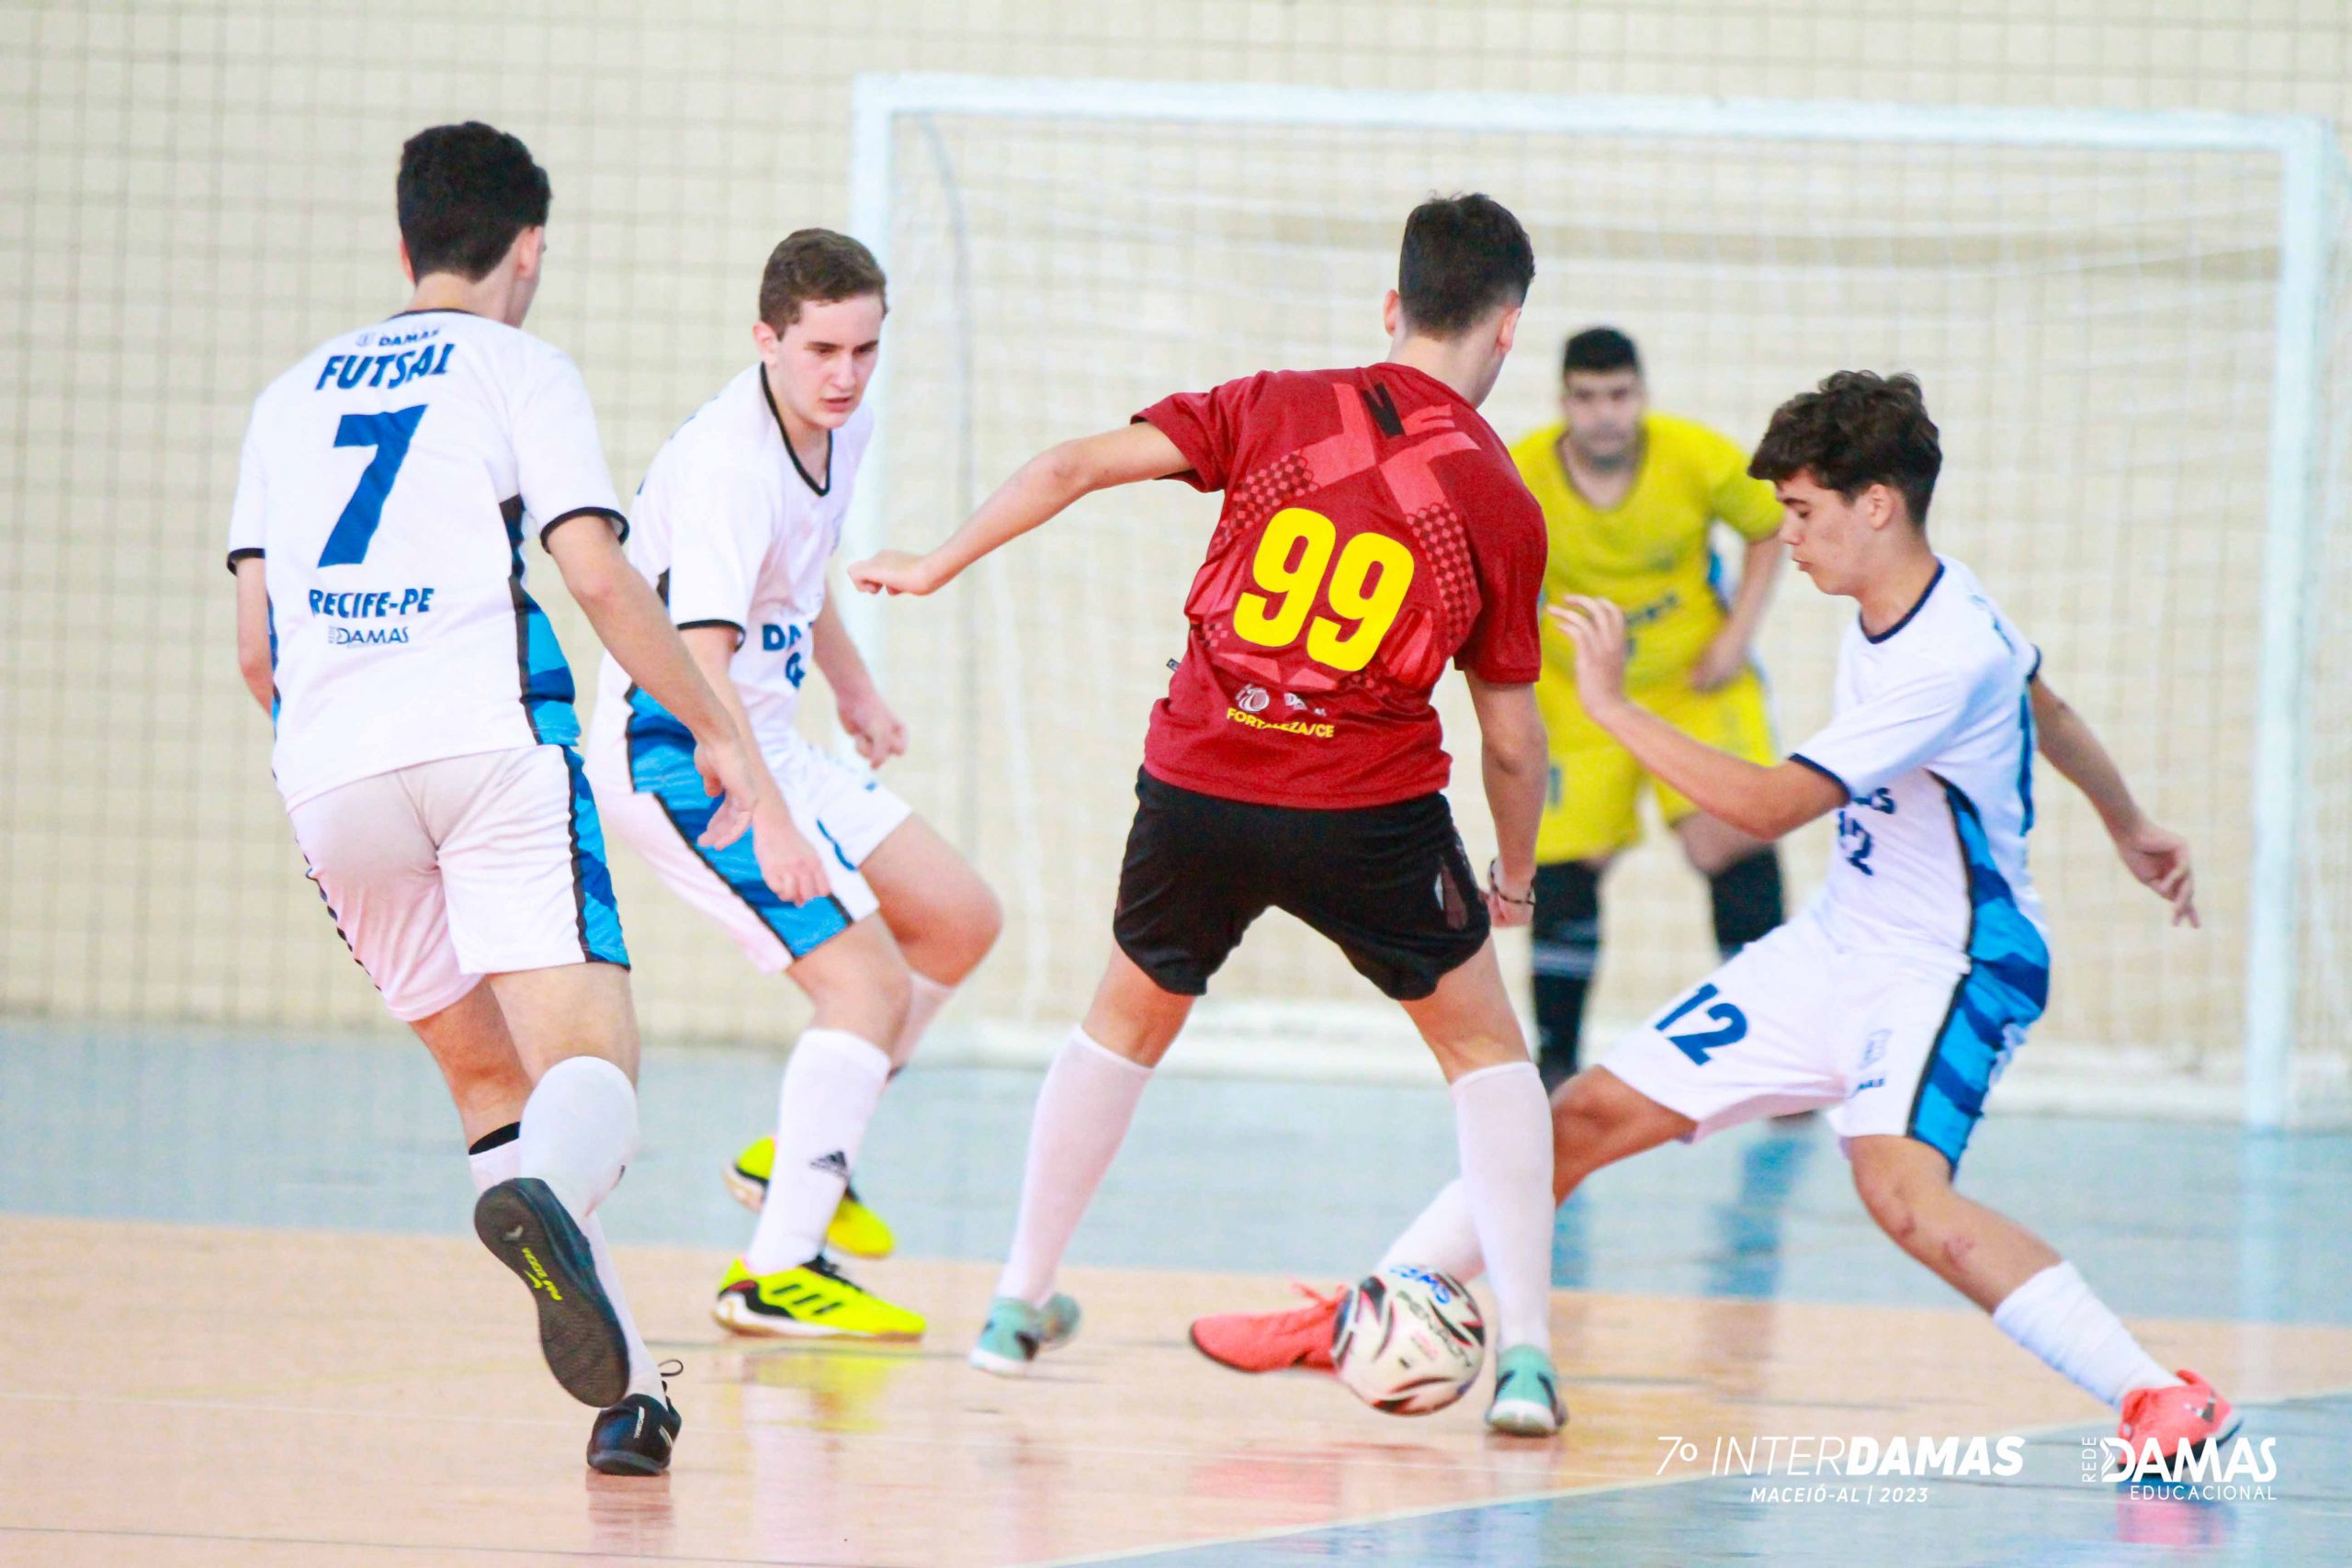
[{"x1": 311, "y1": 585, "x2": 438, "y2": 646}]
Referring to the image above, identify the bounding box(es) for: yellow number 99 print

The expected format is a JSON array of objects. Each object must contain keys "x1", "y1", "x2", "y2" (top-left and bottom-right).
[{"x1": 1231, "y1": 507, "x2": 1417, "y2": 674}]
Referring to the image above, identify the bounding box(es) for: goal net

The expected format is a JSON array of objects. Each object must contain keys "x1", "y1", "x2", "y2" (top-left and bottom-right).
[{"x1": 850, "y1": 77, "x2": 2352, "y2": 1123}]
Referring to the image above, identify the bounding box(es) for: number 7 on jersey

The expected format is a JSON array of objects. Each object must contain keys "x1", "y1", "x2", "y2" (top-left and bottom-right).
[{"x1": 317, "y1": 405, "x2": 427, "y2": 568}]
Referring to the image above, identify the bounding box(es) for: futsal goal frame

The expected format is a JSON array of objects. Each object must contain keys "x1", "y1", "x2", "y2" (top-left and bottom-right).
[{"x1": 842, "y1": 73, "x2": 2344, "y2": 1128}]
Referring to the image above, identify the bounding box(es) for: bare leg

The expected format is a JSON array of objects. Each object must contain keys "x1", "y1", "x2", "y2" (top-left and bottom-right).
[
  {"x1": 860, "y1": 816, "x2": 1002, "y2": 987},
  {"x1": 1847, "y1": 1134, "x2": 2058, "y2": 1312},
  {"x1": 785, "y1": 915, "x2": 912, "y2": 1045},
  {"x1": 482, "y1": 960, "x2": 640, "y2": 1084},
  {"x1": 409, "y1": 981, "x2": 532, "y2": 1145},
  {"x1": 1080, "y1": 945, "x2": 1196, "y2": 1066}
]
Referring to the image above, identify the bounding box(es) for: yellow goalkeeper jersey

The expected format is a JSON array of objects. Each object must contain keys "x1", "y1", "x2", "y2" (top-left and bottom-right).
[{"x1": 1510, "y1": 412, "x2": 1783, "y2": 693}]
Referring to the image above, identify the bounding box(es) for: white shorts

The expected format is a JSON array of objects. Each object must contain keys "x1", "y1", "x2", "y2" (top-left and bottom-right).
[
  {"x1": 1595, "y1": 907, "x2": 2043, "y2": 1172},
  {"x1": 587, "y1": 724, "x2": 912, "y2": 974},
  {"x1": 286, "y1": 744, "x2": 629, "y2": 1021}
]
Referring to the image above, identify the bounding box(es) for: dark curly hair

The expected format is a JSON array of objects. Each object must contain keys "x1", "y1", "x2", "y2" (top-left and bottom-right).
[
  {"x1": 397, "y1": 122, "x2": 550, "y2": 282},
  {"x1": 1748, "y1": 370, "x2": 1941, "y2": 525}
]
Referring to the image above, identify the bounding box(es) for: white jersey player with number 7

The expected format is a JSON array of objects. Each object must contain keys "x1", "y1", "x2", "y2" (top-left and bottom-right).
[
  {"x1": 584, "y1": 231, "x2": 1001, "y2": 1343},
  {"x1": 226, "y1": 122, "x2": 801, "y2": 1476},
  {"x1": 1193, "y1": 371, "x2": 2240, "y2": 1470}
]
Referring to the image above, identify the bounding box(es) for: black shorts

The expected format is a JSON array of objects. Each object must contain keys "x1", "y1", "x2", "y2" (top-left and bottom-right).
[{"x1": 1112, "y1": 770, "x2": 1489, "y2": 1002}]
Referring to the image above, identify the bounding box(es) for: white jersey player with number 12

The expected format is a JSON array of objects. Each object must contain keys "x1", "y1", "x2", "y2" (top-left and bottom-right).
[
  {"x1": 586, "y1": 230, "x2": 1001, "y2": 1343},
  {"x1": 1193, "y1": 371, "x2": 2241, "y2": 1470},
  {"x1": 226, "y1": 121, "x2": 794, "y2": 1477}
]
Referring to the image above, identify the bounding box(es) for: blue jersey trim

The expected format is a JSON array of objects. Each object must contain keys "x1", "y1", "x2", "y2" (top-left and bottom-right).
[
  {"x1": 1788, "y1": 752, "x2": 1849, "y2": 797},
  {"x1": 1905, "y1": 777, "x2": 2051, "y2": 1174},
  {"x1": 502, "y1": 496, "x2": 582, "y2": 746},
  {"x1": 1860, "y1": 561, "x2": 1945, "y2": 645}
]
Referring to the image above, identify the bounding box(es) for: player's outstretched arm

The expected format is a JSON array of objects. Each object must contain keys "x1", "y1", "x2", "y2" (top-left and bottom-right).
[
  {"x1": 809, "y1": 592, "x2": 904, "y2": 767},
  {"x1": 2030, "y1": 675, "x2": 2198, "y2": 927},
  {"x1": 848, "y1": 422, "x2": 1190, "y2": 597},
  {"x1": 1464, "y1": 674, "x2": 1546, "y2": 927},
  {"x1": 543, "y1": 516, "x2": 766, "y2": 852},
  {"x1": 1552, "y1": 596, "x2": 1844, "y2": 840},
  {"x1": 232, "y1": 556, "x2": 274, "y2": 715}
]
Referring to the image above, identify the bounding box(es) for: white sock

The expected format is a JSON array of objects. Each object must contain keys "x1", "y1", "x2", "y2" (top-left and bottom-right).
[
  {"x1": 994, "y1": 1027, "x2": 1152, "y2": 1306},
  {"x1": 1450, "y1": 1062, "x2": 1555, "y2": 1356},
  {"x1": 519, "y1": 1055, "x2": 638, "y2": 1224},
  {"x1": 1992, "y1": 1260, "x2": 2180, "y2": 1408},
  {"x1": 888, "y1": 973, "x2": 956, "y2": 1070},
  {"x1": 1377, "y1": 1179, "x2": 1487, "y2": 1283},
  {"x1": 470, "y1": 1123, "x2": 662, "y2": 1401},
  {"x1": 744, "y1": 1028, "x2": 894, "y2": 1274}
]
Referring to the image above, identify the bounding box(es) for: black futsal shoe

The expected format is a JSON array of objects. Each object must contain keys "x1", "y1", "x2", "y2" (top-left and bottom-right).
[
  {"x1": 587, "y1": 1391, "x2": 682, "y2": 1476},
  {"x1": 473, "y1": 1176, "x2": 629, "y2": 1407}
]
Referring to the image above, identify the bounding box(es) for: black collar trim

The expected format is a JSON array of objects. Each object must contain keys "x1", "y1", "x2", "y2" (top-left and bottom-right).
[
  {"x1": 761, "y1": 370, "x2": 831, "y2": 497},
  {"x1": 1863, "y1": 561, "x2": 1944, "y2": 645}
]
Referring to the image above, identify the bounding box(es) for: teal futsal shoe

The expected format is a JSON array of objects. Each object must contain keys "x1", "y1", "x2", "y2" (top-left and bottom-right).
[
  {"x1": 967, "y1": 1292, "x2": 1082, "y2": 1376},
  {"x1": 1484, "y1": 1345, "x2": 1567, "y2": 1437}
]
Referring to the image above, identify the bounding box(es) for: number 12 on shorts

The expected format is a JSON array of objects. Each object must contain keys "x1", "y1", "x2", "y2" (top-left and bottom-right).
[{"x1": 1655, "y1": 981, "x2": 1748, "y2": 1065}]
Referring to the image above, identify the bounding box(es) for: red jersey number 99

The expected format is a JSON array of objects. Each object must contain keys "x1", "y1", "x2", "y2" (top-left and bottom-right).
[{"x1": 1231, "y1": 507, "x2": 1417, "y2": 675}]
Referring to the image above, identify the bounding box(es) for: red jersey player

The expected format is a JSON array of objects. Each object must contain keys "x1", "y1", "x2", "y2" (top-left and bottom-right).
[{"x1": 851, "y1": 196, "x2": 1566, "y2": 1435}]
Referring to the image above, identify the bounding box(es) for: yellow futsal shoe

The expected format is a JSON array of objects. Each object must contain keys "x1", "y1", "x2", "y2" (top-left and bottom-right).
[
  {"x1": 724, "y1": 1138, "x2": 899, "y2": 1260},
  {"x1": 826, "y1": 1187, "x2": 897, "y2": 1260},
  {"x1": 712, "y1": 1257, "x2": 926, "y2": 1342}
]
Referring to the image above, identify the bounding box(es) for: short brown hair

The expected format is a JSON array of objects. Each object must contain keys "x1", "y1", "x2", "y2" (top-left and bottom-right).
[
  {"x1": 1748, "y1": 370, "x2": 1942, "y2": 525},
  {"x1": 1396, "y1": 193, "x2": 1534, "y2": 337},
  {"x1": 758, "y1": 229, "x2": 887, "y2": 332}
]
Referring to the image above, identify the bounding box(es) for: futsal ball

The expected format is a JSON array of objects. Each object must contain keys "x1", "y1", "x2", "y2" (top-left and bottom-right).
[{"x1": 1330, "y1": 1264, "x2": 1486, "y2": 1415}]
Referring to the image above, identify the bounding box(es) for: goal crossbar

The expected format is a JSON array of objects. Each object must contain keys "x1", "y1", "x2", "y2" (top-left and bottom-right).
[{"x1": 843, "y1": 73, "x2": 2346, "y2": 1126}]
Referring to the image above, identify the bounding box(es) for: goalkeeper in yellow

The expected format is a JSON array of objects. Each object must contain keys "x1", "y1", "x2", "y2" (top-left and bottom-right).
[{"x1": 1515, "y1": 329, "x2": 1788, "y2": 1089}]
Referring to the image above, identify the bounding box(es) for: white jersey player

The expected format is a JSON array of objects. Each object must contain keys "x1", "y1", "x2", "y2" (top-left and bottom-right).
[
  {"x1": 1192, "y1": 372, "x2": 2240, "y2": 1468},
  {"x1": 227, "y1": 122, "x2": 793, "y2": 1476},
  {"x1": 585, "y1": 230, "x2": 1000, "y2": 1342}
]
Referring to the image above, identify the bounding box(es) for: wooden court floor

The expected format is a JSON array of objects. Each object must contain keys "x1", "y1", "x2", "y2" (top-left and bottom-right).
[{"x1": 6, "y1": 1214, "x2": 2352, "y2": 1566}]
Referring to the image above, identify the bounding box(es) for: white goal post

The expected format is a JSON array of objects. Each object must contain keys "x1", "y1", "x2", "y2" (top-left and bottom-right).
[{"x1": 842, "y1": 74, "x2": 2348, "y2": 1127}]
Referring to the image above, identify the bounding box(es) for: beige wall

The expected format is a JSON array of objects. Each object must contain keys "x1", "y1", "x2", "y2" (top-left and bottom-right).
[{"x1": 3, "y1": 1, "x2": 2347, "y2": 1099}]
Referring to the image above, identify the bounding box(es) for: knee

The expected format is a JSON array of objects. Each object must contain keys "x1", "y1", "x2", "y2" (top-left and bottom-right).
[
  {"x1": 964, "y1": 880, "x2": 1005, "y2": 963},
  {"x1": 1851, "y1": 1153, "x2": 1948, "y2": 1248},
  {"x1": 905, "y1": 875, "x2": 1004, "y2": 984},
  {"x1": 1550, "y1": 1069, "x2": 1626, "y2": 1161}
]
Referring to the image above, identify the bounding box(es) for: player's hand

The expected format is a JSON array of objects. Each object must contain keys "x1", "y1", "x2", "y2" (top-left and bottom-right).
[
  {"x1": 1690, "y1": 625, "x2": 1749, "y2": 693},
  {"x1": 837, "y1": 685, "x2": 908, "y2": 768},
  {"x1": 692, "y1": 736, "x2": 762, "y2": 849},
  {"x1": 1487, "y1": 859, "x2": 1537, "y2": 929},
  {"x1": 848, "y1": 549, "x2": 947, "y2": 597},
  {"x1": 750, "y1": 795, "x2": 832, "y2": 907},
  {"x1": 1549, "y1": 596, "x2": 1632, "y2": 716},
  {"x1": 2113, "y1": 814, "x2": 2199, "y2": 928}
]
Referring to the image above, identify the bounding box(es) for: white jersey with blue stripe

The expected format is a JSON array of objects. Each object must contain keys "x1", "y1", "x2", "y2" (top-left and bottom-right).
[
  {"x1": 227, "y1": 309, "x2": 625, "y2": 809},
  {"x1": 588, "y1": 365, "x2": 873, "y2": 759},
  {"x1": 1788, "y1": 556, "x2": 2048, "y2": 977}
]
